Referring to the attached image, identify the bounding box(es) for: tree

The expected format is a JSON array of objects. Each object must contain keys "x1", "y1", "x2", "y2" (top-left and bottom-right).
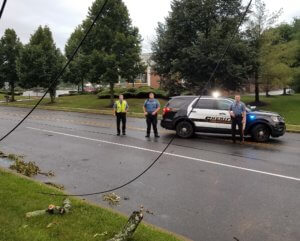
[
  {"x1": 17, "y1": 26, "x2": 65, "y2": 103},
  {"x1": 0, "y1": 29, "x2": 22, "y2": 101},
  {"x1": 67, "y1": 0, "x2": 144, "y2": 105},
  {"x1": 291, "y1": 18, "x2": 300, "y2": 92},
  {"x1": 245, "y1": 0, "x2": 282, "y2": 102},
  {"x1": 259, "y1": 22, "x2": 300, "y2": 96},
  {"x1": 152, "y1": 0, "x2": 253, "y2": 95},
  {"x1": 64, "y1": 26, "x2": 87, "y2": 92}
]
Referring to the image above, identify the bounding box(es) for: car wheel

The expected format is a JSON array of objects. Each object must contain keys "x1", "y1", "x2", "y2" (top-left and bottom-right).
[
  {"x1": 176, "y1": 121, "x2": 194, "y2": 138},
  {"x1": 251, "y1": 124, "x2": 270, "y2": 142}
]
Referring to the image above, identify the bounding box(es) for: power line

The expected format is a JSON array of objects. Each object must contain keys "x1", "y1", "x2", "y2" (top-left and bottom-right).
[
  {"x1": 39, "y1": 0, "x2": 253, "y2": 197},
  {"x1": 0, "y1": 0, "x2": 110, "y2": 142},
  {"x1": 0, "y1": 0, "x2": 7, "y2": 20}
]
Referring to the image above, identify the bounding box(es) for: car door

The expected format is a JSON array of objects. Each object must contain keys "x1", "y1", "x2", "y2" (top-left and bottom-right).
[
  {"x1": 215, "y1": 99, "x2": 233, "y2": 130},
  {"x1": 188, "y1": 98, "x2": 218, "y2": 129}
]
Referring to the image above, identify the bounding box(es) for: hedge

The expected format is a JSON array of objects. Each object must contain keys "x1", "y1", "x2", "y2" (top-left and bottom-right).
[{"x1": 98, "y1": 87, "x2": 169, "y2": 99}]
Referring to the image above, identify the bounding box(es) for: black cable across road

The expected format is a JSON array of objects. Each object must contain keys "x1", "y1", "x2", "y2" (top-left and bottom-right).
[
  {"x1": 0, "y1": 0, "x2": 7, "y2": 20},
  {"x1": 38, "y1": 0, "x2": 253, "y2": 197},
  {"x1": 0, "y1": 0, "x2": 109, "y2": 142}
]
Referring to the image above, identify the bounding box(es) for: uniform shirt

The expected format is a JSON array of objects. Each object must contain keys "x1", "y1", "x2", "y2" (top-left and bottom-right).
[
  {"x1": 113, "y1": 100, "x2": 129, "y2": 112},
  {"x1": 144, "y1": 99, "x2": 160, "y2": 114},
  {"x1": 230, "y1": 101, "x2": 246, "y2": 116}
]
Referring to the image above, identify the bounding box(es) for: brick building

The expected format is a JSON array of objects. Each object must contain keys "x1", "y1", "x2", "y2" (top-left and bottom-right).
[{"x1": 116, "y1": 53, "x2": 161, "y2": 89}]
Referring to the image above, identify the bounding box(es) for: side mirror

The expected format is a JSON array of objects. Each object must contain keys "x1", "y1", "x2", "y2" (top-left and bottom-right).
[{"x1": 250, "y1": 106, "x2": 256, "y2": 111}]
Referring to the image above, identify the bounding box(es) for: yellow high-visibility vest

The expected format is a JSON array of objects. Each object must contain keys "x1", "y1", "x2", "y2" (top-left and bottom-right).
[{"x1": 115, "y1": 100, "x2": 127, "y2": 113}]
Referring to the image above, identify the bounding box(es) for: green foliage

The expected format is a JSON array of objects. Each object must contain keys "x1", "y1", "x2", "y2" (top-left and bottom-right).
[
  {"x1": 97, "y1": 87, "x2": 168, "y2": 99},
  {"x1": 245, "y1": 0, "x2": 282, "y2": 102},
  {"x1": 0, "y1": 29, "x2": 22, "y2": 101},
  {"x1": 64, "y1": 26, "x2": 87, "y2": 91},
  {"x1": 17, "y1": 26, "x2": 65, "y2": 103},
  {"x1": 259, "y1": 18, "x2": 300, "y2": 95},
  {"x1": 152, "y1": 0, "x2": 252, "y2": 94},
  {"x1": 65, "y1": 0, "x2": 145, "y2": 104}
]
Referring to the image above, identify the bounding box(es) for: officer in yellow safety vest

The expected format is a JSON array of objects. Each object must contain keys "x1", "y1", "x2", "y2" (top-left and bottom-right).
[{"x1": 113, "y1": 94, "x2": 129, "y2": 136}]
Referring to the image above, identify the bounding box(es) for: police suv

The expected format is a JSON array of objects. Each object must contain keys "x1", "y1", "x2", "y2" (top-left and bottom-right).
[{"x1": 161, "y1": 96, "x2": 286, "y2": 142}]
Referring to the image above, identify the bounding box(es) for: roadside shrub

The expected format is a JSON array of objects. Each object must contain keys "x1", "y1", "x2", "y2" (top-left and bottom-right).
[{"x1": 97, "y1": 86, "x2": 169, "y2": 99}]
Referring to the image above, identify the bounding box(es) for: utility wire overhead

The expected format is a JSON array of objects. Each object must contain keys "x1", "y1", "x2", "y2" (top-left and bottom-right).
[{"x1": 39, "y1": 0, "x2": 253, "y2": 197}]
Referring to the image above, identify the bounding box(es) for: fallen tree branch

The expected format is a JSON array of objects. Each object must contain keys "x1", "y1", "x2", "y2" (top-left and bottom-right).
[
  {"x1": 26, "y1": 199, "x2": 71, "y2": 218},
  {"x1": 107, "y1": 207, "x2": 144, "y2": 241}
]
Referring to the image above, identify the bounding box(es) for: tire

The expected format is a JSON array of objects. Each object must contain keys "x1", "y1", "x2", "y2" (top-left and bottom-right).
[
  {"x1": 176, "y1": 121, "x2": 194, "y2": 138},
  {"x1": 251, "y1": 124, "x2": 270, "y2": 142}
]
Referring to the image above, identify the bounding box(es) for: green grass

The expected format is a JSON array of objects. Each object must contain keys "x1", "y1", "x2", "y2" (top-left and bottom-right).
[
  {"x1": 242, "y1": 94, "x2": 300, "y2": 125},
  {"x1": 1, "y1": 93, "x2": 299, "y2": 126},
  {"x1": 0, "y1": 168, "x2": 182, "y2": 241},
  {"x1": 0, "y1": 94, "x2": 168, "y2": 115}
]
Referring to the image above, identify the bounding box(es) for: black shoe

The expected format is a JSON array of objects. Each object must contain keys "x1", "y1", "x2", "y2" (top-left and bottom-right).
[
  {"x1": 122, "y1": 132, "x2": 126, "y2": 136},
  {"x1": 117, "y1": 133, "x2": 120, "y2": 136},
  {"x1": 145, "y1": 134, "x2": 150, "y2": 138},
  {"x1": 154, "y1": 135, "x2": 160, "y2": 138}
]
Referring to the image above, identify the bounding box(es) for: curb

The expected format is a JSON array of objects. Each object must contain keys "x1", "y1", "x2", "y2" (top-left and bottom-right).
[
  {"x1": 0, "y1": 166, "x2": 191, "y2": 241},
  {"x1": 1, "y1": 104, "x2": 299, "y2": 133},
  {"x1": 0, "y1": 104, "x2": 162, "y2": 119},
  {"x1": 286, "y1": 125, "x2": 300, "y2": 133}
]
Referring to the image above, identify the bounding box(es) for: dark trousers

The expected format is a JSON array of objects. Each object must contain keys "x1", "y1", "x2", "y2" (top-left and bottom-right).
[
  {"x1": 146, "y1": 114, "x2": 158, "y2": 135},
  {"x1": 116, "y1": 112, "x2": 126, "y2": 134},
  {"x1": 231, "y1": 115, "x2": 244, "y2": 142}
]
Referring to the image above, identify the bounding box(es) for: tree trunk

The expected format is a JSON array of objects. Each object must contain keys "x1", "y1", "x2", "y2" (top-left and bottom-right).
[
  {"x1": 77, "y1": 84, "x2": 80, "y2": 93},
  {"x1": 81, "y1": 79, "x2": 84, "y2": 93},
  {"x1": 10, "y1": 81, "x2": 15, "y2": 102},
  {"x1": 109, "y1": 82, "x2": 114, "y2": 107},
  {"x1": 49, "y1": 88, "x2": 56, "y2": 103},
  {"x1": 107, "y1": 209, "x2": 143, "y2": 241},
  {"x1": 254, "y1": 72, "x2": 260, "y2": 103},
  {"x1": 283, "y1": 87, "x2": 287, "y2": 95},
  {"x1": 266, "y1": 89, "x2": 270, "y2": 97}
]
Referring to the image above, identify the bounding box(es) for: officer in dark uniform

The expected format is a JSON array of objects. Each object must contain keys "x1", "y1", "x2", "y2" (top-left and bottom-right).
[
  {"x1": 143, "y1": 93, "x2": 161, "y2": 138},
  {"x1": 229, "y1": 95, "x2": 246, "y2": 143}
]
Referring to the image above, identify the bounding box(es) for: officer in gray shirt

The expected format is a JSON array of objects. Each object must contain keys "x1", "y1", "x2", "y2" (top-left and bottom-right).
[
  {"x1": 143, "y1": 93, "x2": 161, "y2": 138},
  {"x1": 229, "y1": 95, "x2": 246, "y2": 143}
]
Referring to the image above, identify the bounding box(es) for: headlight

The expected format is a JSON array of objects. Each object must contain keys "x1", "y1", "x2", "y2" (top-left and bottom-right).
[{"x1": 271, "y1": 116, "x2": 280, "y2": 122}]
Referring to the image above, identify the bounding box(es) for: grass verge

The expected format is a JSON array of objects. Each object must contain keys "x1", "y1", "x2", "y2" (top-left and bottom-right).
[
  {"x1": 1, "y1": 93, "x2": 299, "y2": 132},
  {"x1": 242, "y1": 94, "x2": 300, "y2": 125},
  {"x1": 0, "y1": 168, "x2": 183, "y2": 241},
  {"x1": 0, "y1": 94, "x2": 168, "y2": 115}
]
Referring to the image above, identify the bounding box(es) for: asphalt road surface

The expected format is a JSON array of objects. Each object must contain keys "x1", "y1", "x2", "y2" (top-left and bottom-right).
[{"x1": 0, "y1": 106, "x2": 299, "y2": 241}]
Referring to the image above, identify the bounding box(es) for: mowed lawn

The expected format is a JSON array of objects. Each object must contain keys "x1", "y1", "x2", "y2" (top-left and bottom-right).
[
  {"x1": 0, "y1": 169, "x2": 182, "y2": 241},
  {"x1": 242, "y1": 94, "x2": 300, "y2": 125},
  {"x1": 1, "y1": 93, "x2": 299, "y2": 125},
  {"x1": 0, "y1": 94, "x2": 168, "y2": 114}
]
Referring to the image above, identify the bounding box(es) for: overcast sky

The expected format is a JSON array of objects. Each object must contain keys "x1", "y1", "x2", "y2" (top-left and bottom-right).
[{"x1": 0, "y1": 0, "x2": 299, "y2": 53}]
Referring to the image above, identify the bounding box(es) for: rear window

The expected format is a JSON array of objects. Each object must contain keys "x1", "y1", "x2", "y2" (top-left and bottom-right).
[
  {"x1": 194, "y1": 99, "x2": 215, "y2": 109},
  {"x1": 167, "y1": 98, "x2": 192, "y2": 109}
]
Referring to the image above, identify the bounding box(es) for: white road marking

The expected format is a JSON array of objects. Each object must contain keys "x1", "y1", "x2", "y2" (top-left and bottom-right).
[{"x1": 27, "y1": 126, "x2": 300, "y2": 182}]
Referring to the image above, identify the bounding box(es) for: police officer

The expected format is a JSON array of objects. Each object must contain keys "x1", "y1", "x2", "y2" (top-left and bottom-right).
[
  {"x1": 113, "y1": 94, "x2": 129, "y2": 136},
  {"x1": 229, "y1": 95, "x2": 246, "y2": 143},
  {"x1": 143, "y1": 93, "x2": 160, "y2": 138}
]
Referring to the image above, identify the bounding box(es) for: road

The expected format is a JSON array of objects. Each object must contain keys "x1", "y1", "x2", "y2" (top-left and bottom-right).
[{"x1": 0, "y1": 106, "x2": 299, "y2": 241}]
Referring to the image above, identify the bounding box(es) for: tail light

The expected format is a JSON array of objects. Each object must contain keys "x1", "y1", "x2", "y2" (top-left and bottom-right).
[{"x1": 163, "y1": 107, "x2": 172, "y2": 116}]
